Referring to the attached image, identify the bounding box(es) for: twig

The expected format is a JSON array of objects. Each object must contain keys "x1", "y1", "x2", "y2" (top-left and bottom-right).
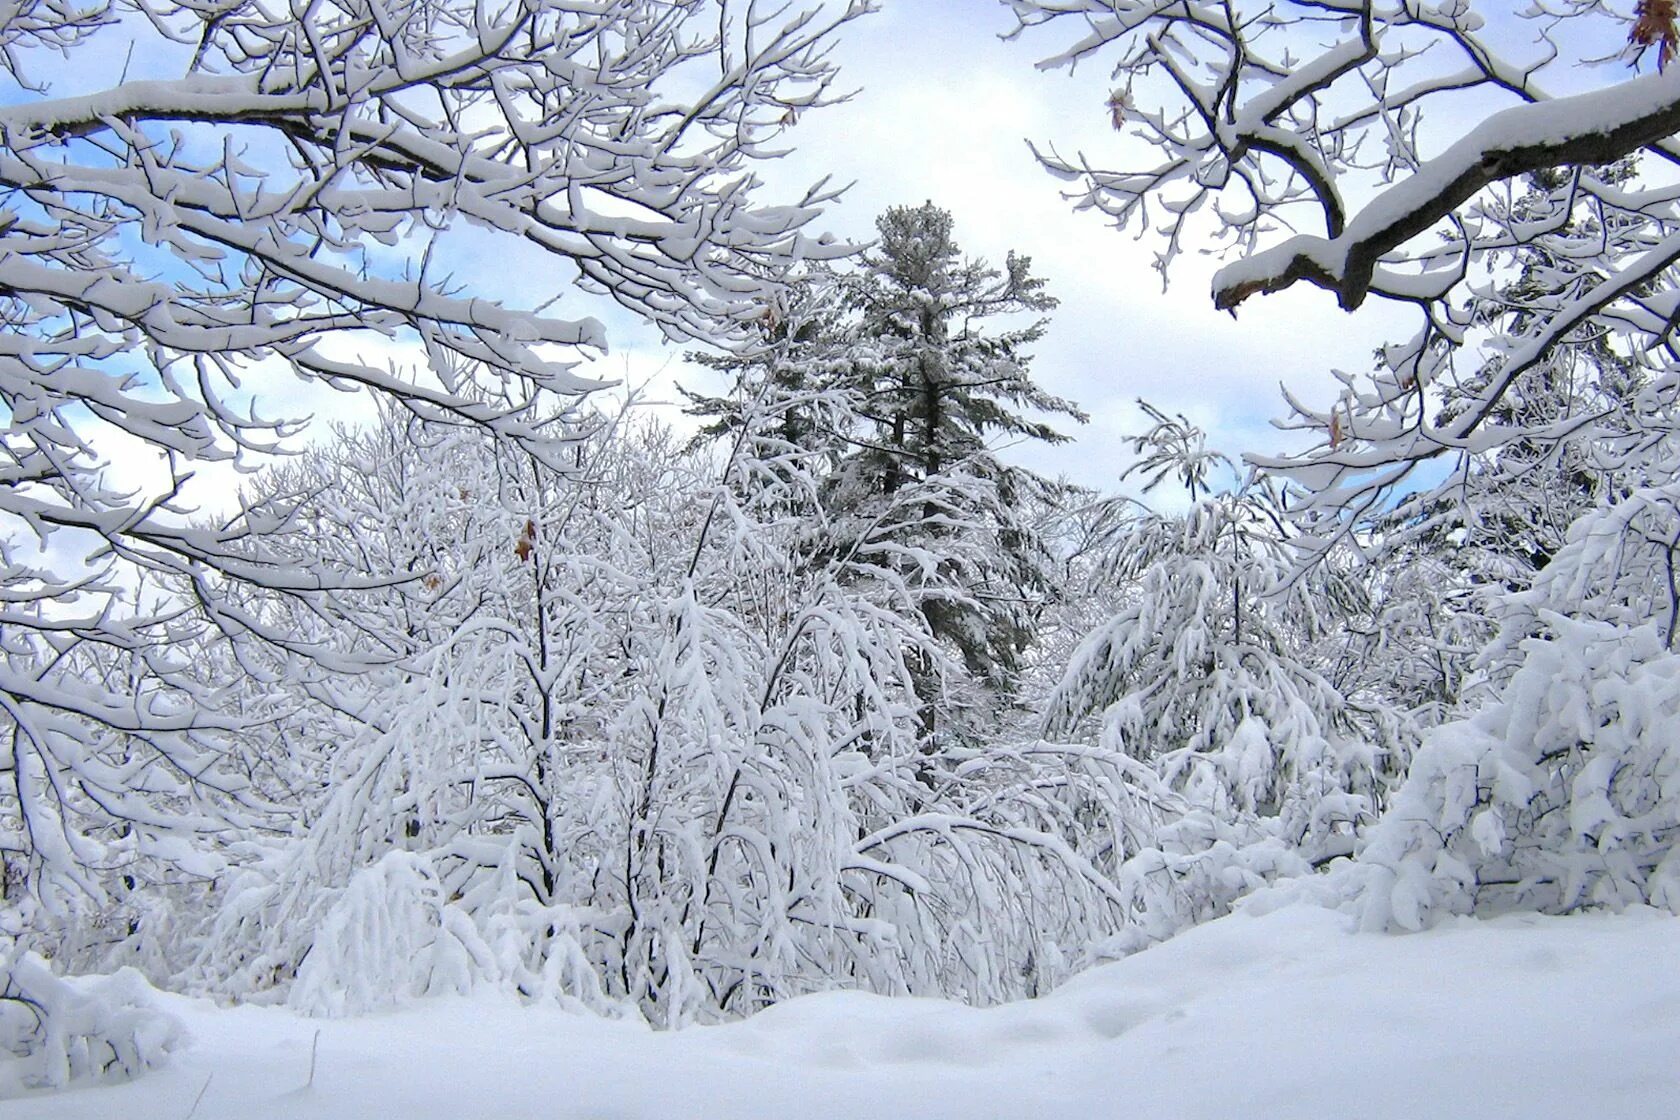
[{"x1": 183, "y1": 1073, "x2": 212, "y2": 1120}]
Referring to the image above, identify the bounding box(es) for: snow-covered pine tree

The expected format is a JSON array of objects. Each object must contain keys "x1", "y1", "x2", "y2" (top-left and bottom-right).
[
  {"x1": 682, "y1": 205, "x2": 1090, "y2": 751},
  {"x1": 829, "y1": 203, "x2": 1087, "y2": 748}
]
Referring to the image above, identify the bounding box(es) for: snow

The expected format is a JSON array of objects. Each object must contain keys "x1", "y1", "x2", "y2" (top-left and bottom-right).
[
  {"x1": 1208, "y1": 50, "x2": 1680, "y2": 312},
  {"x1": 12, "y1": 904, "x2": 1678, "y2": 1118}
]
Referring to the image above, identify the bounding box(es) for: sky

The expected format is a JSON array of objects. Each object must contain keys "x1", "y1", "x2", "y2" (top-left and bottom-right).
[
  {"x1": 9, "y1": 0, "x2": 1566, "y2": 508},
  {"x1": 580, "y1": 0, "x2": 1420, "y2": 493},
  {"x1": 16, "y1": 0, "x2": 1504, "y2": 501}
]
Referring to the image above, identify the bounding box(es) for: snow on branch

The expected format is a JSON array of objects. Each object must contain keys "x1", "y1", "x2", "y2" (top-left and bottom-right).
[
  {"x1": 1012, "y1": 0, "x2": 1680, "y2": 529},
  {"x1": 1213, "y1": 71, "x2": 1680, "y2": 312}
]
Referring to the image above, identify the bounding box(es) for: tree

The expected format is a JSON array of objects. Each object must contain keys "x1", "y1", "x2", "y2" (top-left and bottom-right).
[
  {"x1": 833, "y1": 203, "x2": 1086, "y2": 745},
  {"x1": 0, "y1": 0, "x2": 869, "y2": 1089},
  {"x1": 685, "y1": 204, "x2": 1088, "y2": 749},
  {"x1": 1006, "y1": 0, "x2": 1680, "y2": 926},
  {"x1": 1006, "y1": 0, "x2": 1680, "y2": 535}
]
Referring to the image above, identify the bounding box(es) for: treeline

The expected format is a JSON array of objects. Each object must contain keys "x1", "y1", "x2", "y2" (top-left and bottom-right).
[{"x1": 11, "y1": 203, "x2": 1678, "y2": 1079}]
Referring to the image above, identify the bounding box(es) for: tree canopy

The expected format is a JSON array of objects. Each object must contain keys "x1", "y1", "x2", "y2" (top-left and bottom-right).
[{"x1": 9, "y1": 0, "x2": 1680, "y2": 1097}]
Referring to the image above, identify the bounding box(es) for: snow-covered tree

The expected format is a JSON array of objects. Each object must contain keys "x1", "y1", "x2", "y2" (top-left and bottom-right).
[
  {"x1": 680, "y1": 322, "x2": 1152, "y2": 1011},
  {"x1": 1007, "y1": 0, "x2": 1680, "y2": 531},
  {"x1": 0, "y1": 0, "x2": 869, "y2": 1089},
  {"x1": 1008, "y1": 0, "x2": 1680, "y2": 925},
  {"x1": 684, "y1": 205, "x2": 1089, "y2": 752},
  {"x1": 837, "y1": 202, "x2": 1085, "y2": 699}
]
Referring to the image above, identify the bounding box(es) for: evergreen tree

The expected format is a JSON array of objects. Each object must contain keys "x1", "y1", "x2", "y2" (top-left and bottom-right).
[
  {"x1": 834, "y1": 203, "x2": 1087, "y2": 742},
  {"x1": 685, "y1": 204, "x2": 1087, "y2": 748},
  {"x1": 683, "y1": 276, "x2": 851, "y2": 460}
]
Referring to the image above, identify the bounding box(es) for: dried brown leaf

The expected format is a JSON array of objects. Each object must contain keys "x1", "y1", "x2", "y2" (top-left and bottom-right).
[
  {"x1": 1630, "y1": 0, "x2": 1679, "y2": 71},
  {"x1": 1107, "y1": 89, "x2": 1129, "y2": 131}
]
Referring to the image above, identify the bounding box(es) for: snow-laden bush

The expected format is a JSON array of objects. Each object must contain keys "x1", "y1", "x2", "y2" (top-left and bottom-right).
[
  {"x1": 1040, "y1": 466, "x2": 1393, "y2": 950},
  {"x1": 1351, "y1": 615, "x2": 1680, "y2": 931},
  {"x1": 1045, "y1": 749, "x2": 1316, "y2": 959},
  {"x1": 0, "y1": 951, "x2": 182, "y2": 1096},
  {"x1": 165, "y1": 379, "x2": 1136, "y2": 1025},
  {"x1": 288, "y1": 851, "x2": 468, "y2": 1017},
  {"x1": 284, "y1": 850, "x2": 619, "y2": 1019}
]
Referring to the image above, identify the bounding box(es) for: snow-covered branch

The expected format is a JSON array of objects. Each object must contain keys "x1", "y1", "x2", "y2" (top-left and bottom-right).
[
  {"x1": 1213, "y1": 71, "x2": 1680, "y2": 312},
  {"x1": 1012, "y1": 0, "x2": 1680, "y2": 533}
]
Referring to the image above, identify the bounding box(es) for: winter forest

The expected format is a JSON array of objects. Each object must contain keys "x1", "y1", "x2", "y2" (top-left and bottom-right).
[{"x1": 4, "y1": 0, "x2": 1680, "y2": 1112}]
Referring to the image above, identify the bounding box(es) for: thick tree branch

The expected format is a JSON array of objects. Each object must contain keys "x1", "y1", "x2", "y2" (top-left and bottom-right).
[{"x1": 1214, "y1": 71, "x2": 1680, "y2": 311}]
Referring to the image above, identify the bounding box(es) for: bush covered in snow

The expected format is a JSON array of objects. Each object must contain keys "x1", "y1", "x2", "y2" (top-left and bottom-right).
[
  {"x1": 1350, "y1": 616, "x2": 1680, "y2": 931},
  {"x1": 0, "y1": 952, "x2": 182, "y2": 1096}
]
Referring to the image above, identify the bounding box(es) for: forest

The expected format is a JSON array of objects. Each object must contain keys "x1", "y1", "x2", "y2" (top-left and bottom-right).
[{"x1": 3, "y1": 0, "x2": 1680, "y2": 1107}]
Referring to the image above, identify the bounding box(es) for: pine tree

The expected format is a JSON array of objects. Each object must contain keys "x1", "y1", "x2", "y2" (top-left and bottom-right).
[
  {"x1": 684, "y1": 204, "x2": 1087, "y2": 749},
  {"x1": 834, "y1": 203, "x2": 1087, "y2": 742}
]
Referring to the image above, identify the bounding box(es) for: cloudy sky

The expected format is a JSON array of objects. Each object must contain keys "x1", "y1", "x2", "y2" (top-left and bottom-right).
[
  {"x1": 589, "y1": 0, "x2": 1419, "y2": 492},
  {"x1": 38, "y1": 0, "x2": 1437, "y2": 503}
]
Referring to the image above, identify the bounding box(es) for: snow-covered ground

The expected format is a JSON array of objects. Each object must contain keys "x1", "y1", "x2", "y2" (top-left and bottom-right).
[{"x1": 13, "y1": 904, "x2": 1678, "y2": 1119}]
